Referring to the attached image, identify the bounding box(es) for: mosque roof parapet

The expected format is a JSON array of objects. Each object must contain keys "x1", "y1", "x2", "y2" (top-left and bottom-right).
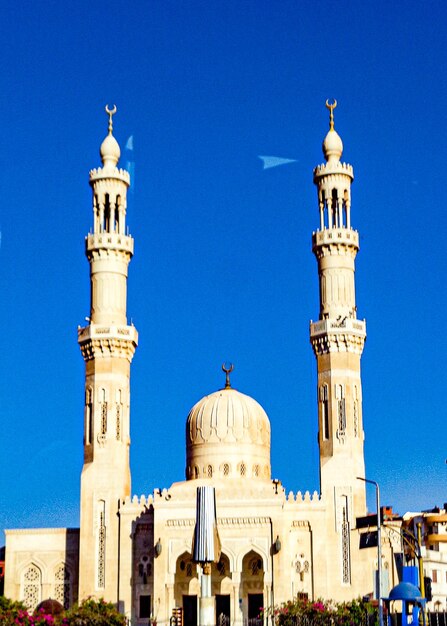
[{"x1": 286, "y1": 490, "x2": 321, "y2": 504}]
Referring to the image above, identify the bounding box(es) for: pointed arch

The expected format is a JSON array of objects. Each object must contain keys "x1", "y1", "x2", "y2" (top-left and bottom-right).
[
  {"x1": 21, "y1": 563, "x2": 42, "y2": 611},
  {"x1": 54, "y1": 562, "x2": 72, "y2": 609}
]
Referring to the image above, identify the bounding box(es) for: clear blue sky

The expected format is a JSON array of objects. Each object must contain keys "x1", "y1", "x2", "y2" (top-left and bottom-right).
[{"x1": 1, "y1": 1, "x2": 446, "y2": 545}]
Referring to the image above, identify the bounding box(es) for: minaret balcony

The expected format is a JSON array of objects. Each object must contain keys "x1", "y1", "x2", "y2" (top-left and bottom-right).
[
  {"x1": 77, "y1": 323, "x2": 138, "y2": 344},
  {"x1": 312, "y1": 228, "x2": 359, "y2": 249},
  {"x1": 86, "y1": 232, "x2": 134, "y2": 254},
  {"x1": 310, "y1": 317, "x2": 366, "y2": 339}
]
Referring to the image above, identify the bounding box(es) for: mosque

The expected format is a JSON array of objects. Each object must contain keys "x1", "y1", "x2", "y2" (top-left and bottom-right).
[{"x1": 4, "y1": 103, "x2": 400, "y2": 625}]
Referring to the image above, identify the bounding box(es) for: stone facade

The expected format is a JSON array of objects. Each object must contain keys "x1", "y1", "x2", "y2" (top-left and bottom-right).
[{"x1": 4, "y1": 103, "x2": 400, "y2": 624}]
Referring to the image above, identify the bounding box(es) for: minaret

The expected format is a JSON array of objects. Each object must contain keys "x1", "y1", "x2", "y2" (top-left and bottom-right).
[
  {"x1": 77, "y1": 106, "x2": 138, "y2": 601},
  {"x1": 310, "y1": 101, "x2": 367, "y2": 523}
]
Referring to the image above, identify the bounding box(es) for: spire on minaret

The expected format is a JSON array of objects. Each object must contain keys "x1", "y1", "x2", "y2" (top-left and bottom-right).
[
  {"x1": 88, "y1": 106, "x2": 131, "y2": 261},
  {"x1": 100, "y1": 105, "x2": 121, "y2": 169}
]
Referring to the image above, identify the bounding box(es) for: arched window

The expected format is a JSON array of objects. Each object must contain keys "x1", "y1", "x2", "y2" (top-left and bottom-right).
[
  {"x1": 100, "y1": 388, "x2": 107, "y2": 436},
  {"x1": 22, "y1": 564, "x2": 41, "y2": 611},
  {"x1": 341, "y1": 496, "x2": 351, "y2": 584},
  {"x1": 54, "y1": 564, "x2": 71, "y2": 609},
  {"x1": 97, "y1": 500, "x2": 106, "y2": 589},
  {"x1": 137, "y1": 555, "x2": 152, "y2": 585},
  {"x1": 85, "y1": 387, "x2": 93, "y2": 444},
  {"x1": 335, "y1": 384, "x2": 346, "y2": 436},
  {"x1": 116, "y1": 389, "x2": 122, "y2": 441},
  {"x1": 320, "y1": 385, "x2": 329, "y2": 440}
]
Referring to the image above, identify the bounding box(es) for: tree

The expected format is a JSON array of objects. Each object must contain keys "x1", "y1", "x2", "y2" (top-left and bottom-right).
[
  {"x1": 0, "y1": 596, "x2": 56, "y2": 626},
  {"x1": 62, "y1": 598, "x2": 126, "y2": 626}
]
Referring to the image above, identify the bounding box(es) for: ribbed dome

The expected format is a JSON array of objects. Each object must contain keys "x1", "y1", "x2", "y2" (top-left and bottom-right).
[{"x1": 186, "y1": 387, "x2": 271, "y2": 481}]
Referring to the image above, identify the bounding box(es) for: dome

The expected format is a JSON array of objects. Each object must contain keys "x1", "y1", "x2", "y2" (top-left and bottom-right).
[
  {"x1": 186, "y1": 386, "x2": 271, "y2": 481},
  {"x1": 100, "y1": 132, "x2": 121, "y2": 168},
  {"x1": 322, "y1": 128, "x2": 343, "y2": 163}
]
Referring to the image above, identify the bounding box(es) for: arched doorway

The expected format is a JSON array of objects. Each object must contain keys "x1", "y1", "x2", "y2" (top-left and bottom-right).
[
  {"x1": 174, "y1": 552, "x2": 199, "y2": 626},
  {"x1": 241, "y1": 551, "x2": 264, "y2": 625},
  {"x1": 212, "y1": 554, "x2": 231, "y2": 626}
]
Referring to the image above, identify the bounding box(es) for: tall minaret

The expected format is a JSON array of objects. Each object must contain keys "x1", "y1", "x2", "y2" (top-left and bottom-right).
[
  {"x1": 310, "y1": 101, "x2": 367, "y2": 527},
  {"x1": 77, "y1": 106, "x2": 138, "y2": 601}
]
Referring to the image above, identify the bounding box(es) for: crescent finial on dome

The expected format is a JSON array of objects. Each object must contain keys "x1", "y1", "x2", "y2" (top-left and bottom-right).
[
  {"x1": 222, "y1": 362, "x2": 234, "y2": 389},
  {"x1": 325, "y1": 99, "x2": 337, "y2": 131},
  {"x1": 105, "y1": 104, "x2": 117, "y2": 135}
]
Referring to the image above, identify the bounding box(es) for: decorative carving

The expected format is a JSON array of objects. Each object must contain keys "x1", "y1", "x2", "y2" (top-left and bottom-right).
[
  {"x1": 116, "y1": 403, "x2": 121, "y2": 441},
  {"x1": 98, "y1": 510, "x2": 106, "y2": 589},
  {"x1": 341, "y1": 504, "x2": 351, "y2": 584},
  {"x1": 54, "y1": 564, "x2": 71, "y2": 609},
  {"x1": 97, "y1": 433, "x2": 106, "y2": 446},
  {"x1": 310, "y1": 332, "x2": 365, "y2": 356},
  {"x1": 336, "y1": 396, "x2": 346, "y2": 443},
  {"x1": 295, "y1": 554, "x2": 310, "y2": 581},
  {"x1": 23, "y1": 565, "x2": 41, "y2": 611},
  {"x1": 79, "y1": 336, "x2": 137, "y2": 362},
  {"x1": 250, "y1": 557, "x2": 263, "y2": 576},
  {"x1": 101, "y1": 401, "x2": 107, "y2": 435}
]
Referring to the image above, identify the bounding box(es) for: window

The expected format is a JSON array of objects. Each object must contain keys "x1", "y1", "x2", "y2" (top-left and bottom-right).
[
  {"x1": 139, "y1": 595, "x2": 151, "y2": 619},
  {"x1": 320, "y1": 385, "x2": 329, "y2": 439},
  {"x1": 22, "y1": 565, "x2": 41, "y2": 611},
  {"x1": 116, "y1": 389, "x2": 122, "y2": 441},
  {"x1": 138, "y1": 556, "x2": 151, "y2": 585},
  {"x1": 432, "y1": 569, "x2": 438, "y2": 583},
  {"x1": 54, "y1": 564, "x2": 71, "y2": 610},
  {"x1": 341, "y1": 497, "x2": 351, "y2": 584},
  {"x1": 334, "y1": 384, "x2": 346, "y2": 440},
  {"x1": 353, "y1": 386, "x2": 359, "y2": 437},
  {"x1": 97, "y1": 501, "x2": 106, "y2": 589},
  {"x1": 85, "y1": 388, "x2": 93, "y2": 444},
  {"x1": 100, "y1": 389, "x2": 107, "y2": 436}
]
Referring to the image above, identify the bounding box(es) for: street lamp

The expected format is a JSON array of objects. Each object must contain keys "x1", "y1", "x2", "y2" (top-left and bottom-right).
[{"x1": 357, "y1": 476, "x2": 384, "y2": 626}]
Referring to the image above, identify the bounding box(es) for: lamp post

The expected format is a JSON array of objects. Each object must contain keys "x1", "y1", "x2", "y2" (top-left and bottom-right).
[{"x1": 357, "y1": 477, "x2": 384, "y2": 626}]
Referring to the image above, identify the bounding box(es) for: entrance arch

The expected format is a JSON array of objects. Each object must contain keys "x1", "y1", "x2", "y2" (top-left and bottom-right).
[
  {"x1": 174, "y1": 552, "x2": 199, "y2": 626},
  {"x1": 212, "y1": 554, "x2": 232, "y2": 626},
  {"x1": 241, "y1": 550, "x2": 265, "y2": 623}
]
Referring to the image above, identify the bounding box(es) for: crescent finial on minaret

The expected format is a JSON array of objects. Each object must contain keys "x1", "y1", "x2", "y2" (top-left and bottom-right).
[
  {"x1": 105, "y1": 104, "x2": 117, "y2": 135},
  {"x1": 325, "y1": 99, "x2": 337, "y2": 131},
  {"x1": 222, "y1": 362, "x2": 234, "y2": 389}
]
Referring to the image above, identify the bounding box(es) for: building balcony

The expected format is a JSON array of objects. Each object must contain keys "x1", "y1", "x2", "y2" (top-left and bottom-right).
[
  {"x1": 310, "y1": 317, "x2": 366, "y2": 338},
  {"x1": 312, "y1": 228, "x2": 359, "y2": 249},
  {"x1": 77, "y1": 323, "x2": 138, "y2": 344},
  {"x1": 86, "y1": 232, "x2": 134, "y2": 254}
]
